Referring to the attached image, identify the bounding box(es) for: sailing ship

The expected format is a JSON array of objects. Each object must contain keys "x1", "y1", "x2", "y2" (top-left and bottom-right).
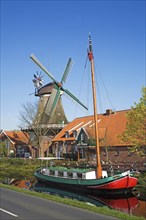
[{"x1": 34, "y1": 35, "x2": 138, "y2": 194}]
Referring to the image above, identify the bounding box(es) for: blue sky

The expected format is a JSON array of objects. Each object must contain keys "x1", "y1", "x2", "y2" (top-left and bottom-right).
[{"x1": 1, "y1": 0, "x2": 145, "y2": 130}]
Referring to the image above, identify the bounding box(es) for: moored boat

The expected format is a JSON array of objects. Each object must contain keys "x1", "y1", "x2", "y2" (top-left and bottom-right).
[
  {"x1": 34, "y1": 165, "x2": 137, "y2": 194},
  {"x1": 34, "y1": 34, "x2": 138, "y2": 194}
]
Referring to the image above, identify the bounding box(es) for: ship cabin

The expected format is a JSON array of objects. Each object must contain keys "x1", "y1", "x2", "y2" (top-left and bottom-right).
[{"x1": 40, "y1": 167, "x2": 108, "y2": 180}]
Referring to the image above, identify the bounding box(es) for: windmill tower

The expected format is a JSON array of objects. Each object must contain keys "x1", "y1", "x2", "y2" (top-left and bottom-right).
[
  {"x1": 33, "y1": 82, "x2": 68, "y2": 125},
  {"x1": 30, "y1": 54, "x2": 88, "y2": 157}
]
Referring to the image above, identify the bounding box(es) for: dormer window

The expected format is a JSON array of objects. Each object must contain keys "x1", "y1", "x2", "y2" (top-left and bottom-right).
[
  {"x1": 65, "y1": 131, "x2": 69, "y2": 138},
  {"x1": 73, "y1": 130, "x2": 77, "y2": 138},
  {"x1": 81, "y1": 133, "x2": 85, "y2": 141}
]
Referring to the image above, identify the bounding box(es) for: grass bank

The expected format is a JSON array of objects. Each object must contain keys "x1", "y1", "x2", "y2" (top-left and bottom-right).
[
  {"x1": 0, "y1": 158, "x2": 146, "y2": 190},
  {"x1": 1, "y1": 183, "x2": 145, "y2": 220},
  {"x1": 0, "y1": 158, "x2": 146, "y2": 220}
]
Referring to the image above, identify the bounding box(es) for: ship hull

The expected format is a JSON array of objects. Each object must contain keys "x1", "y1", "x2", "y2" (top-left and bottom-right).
[{"x1": 34, "y1": 169, "x2": 137, "y2": 194}]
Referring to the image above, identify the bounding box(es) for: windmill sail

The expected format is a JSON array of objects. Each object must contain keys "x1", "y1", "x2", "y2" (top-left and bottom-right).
[
  {"x1": 64, "y1": 89, "x2": 88, "y2": 110},
  {"x1": 61, "y1": 58, "x2": 73, "y2": 84},
  {"x1": 30, "y1": 53, "x2": 88, "y2": 119},
  {"x1": 44, "y1": 88, "x2": 60, "y2": 116},
  {"x1": 30, "y1": 54, "x2": 58, "y2": 85}
]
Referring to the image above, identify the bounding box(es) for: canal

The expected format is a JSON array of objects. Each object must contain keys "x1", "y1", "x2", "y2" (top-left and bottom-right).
[
  {"x1": 33, "y1": 182, "x2": 146, "y2": 219},
  {"x1": 2, "y1": 178, "x2": 146, "y2": 219}
]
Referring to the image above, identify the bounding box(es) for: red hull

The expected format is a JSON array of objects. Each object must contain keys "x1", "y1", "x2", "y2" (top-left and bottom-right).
[{"x1": 87, "y1": 175, "x2": 138, "y2": 190}]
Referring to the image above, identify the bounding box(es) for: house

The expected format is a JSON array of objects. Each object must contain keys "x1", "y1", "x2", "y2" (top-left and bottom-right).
[
  {"x1": 0, "y1": 130, "x2": 31, "y2": 158},
  {"x1": 51, "y1": 109, "x2": 146, "y2": 172}
]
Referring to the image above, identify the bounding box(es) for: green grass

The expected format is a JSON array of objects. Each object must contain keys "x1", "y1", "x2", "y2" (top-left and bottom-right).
[
  {"x1": 1, "y1": 183, "x2": 145, "y2": 220},
  {"x1": 0, "y1": 158, "x2": 146, "y2": 190},
  {"x1": 0, "y1": 158, "x2": 146, "y2": 220}
]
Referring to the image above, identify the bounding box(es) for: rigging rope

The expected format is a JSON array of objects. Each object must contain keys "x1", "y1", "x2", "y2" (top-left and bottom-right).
[
  {"x1": 93, "y1": 63, "x2": 104, "y2": 114},
  {"x1": 73, "y1": 55, "x2": 89, "y2": 118},
  {"x1": 73, "y1": 52, "x2": 115, "y2": 119},
  {"x1": 94, "y1": 59, "x2": 115, "y2": 112}
]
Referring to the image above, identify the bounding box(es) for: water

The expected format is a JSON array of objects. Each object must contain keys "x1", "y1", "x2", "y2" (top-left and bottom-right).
[
  {"x1": 32, "y1": 182, "x2": 146, "y2": 218},
  {"x1": 2, "y1": 178, "x2": 146, "y2": 218}
]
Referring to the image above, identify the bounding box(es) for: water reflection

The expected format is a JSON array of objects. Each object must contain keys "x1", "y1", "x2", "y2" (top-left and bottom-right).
[
  {"x1": 32, "y1": 182, "x2": 139, "y2": 215},
  {"x1": 10, "y1": 179, "x2": 32, "y2": 189},
  {"x1": 2, "y1": 178, "x2": 33, "y2": 190},
  {"x1": 2, "y1": 178, "x2": 145, "y2": 218}
]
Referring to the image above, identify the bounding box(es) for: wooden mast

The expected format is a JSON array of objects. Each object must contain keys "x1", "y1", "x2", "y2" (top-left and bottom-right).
[{"x1": 88, "y1": 34, "x2": 102, "y2": 178}]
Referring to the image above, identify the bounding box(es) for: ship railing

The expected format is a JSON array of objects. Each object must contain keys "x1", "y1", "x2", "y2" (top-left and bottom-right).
[{"x1": 40, "y1": 168, "x2": 85, "y2": 180}]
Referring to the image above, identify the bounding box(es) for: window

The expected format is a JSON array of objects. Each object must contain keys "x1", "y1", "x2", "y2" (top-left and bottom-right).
[
  {"x1": 65, "y1": 131, "x2": 69, "y2": 138},
  {"x1": 55, "y1": 171, "x2": 58, "y2": 176},
  {"x1": 64, "y1": 172, "x2": 67, "y2": 178},
  {"x1": 73, "y1": 172, "x2": 77, "y2": 178},
  {"x1": 81, "y1": 133, "x2": 84, "y2": 141},
  {"x1": 50, "y1": 170, "x2": 55, "y2": 175},
  {"x1": 103, "y1": 151, "x2": 107, "y2": 156},
  {"x1": 73, "y1": 130, "x2": 77, "y2": 138},
  {"x1": 115, "y1": 151, "x2": 119, "y2": 156},
  {"x1": 68, "y1": 172, "x2": 73, "y2": 178},
  {"x1": 82, "y1": 173, "x2": 86, "y2": 179},
  {"x1": 128, "y1": 151, "x2": 132, "y2": 156},
  {"x1": 58, "y1": 171, "x2": 63, "y2": 176}
]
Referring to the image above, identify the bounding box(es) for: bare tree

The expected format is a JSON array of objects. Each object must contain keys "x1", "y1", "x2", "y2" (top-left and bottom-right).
[
  {"x1": 19, "y1": 101, "x2": 60, "y2": 157},
  {"x1": 19, "y1": 101, "x2": 38, "y2": 128}
]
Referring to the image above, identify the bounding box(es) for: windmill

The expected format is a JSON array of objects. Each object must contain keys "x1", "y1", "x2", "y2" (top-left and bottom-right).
[
  {"x1": 29, "y1": 54, "x2": 88, "y2": 158},
  {"x1": 33, "y1": 71, "x2": 44, "y2": 88},
  {"x1": 32, "y1": 71, "x2": 44, "y2": 94},
  {"x1": 30, "y1": 54, "x2": 88, "y2": 125}
]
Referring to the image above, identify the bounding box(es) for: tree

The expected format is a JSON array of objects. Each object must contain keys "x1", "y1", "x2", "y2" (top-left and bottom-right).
[
  {"x1": 19, "y1": 101, "x2": 59, "y2": 157},
  {"x1": 0, "y1": 141, "x2": 7, "y2": 157},
  {"x1": 19, "y1": 101, "x2": 38, "y2": 128},
  {"x1": 120, "y1": 87, "x2": 146, "y2": 156},
  {"x1": 19, "y1": 101, "x2": 48, "y2": 157}
]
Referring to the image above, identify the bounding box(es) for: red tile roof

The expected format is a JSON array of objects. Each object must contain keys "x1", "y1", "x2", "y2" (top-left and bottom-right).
[
  {"x1": 53, "y1": 109, "x2": 130, "y2": 146},
  {"x1": 0, "y1": 131, "x2": 29, "y2": 145}
]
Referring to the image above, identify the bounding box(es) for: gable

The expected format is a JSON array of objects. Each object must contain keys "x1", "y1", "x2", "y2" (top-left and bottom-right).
[
  {"x1": 52, "y1": 109, "x2": 131, "y2": 147},
  {"x1": 0, "y1": 131, "x2": 29, "y2": 145},
  {"x1": 76, "y1": 128, "x2": 89, "y2": 144}
]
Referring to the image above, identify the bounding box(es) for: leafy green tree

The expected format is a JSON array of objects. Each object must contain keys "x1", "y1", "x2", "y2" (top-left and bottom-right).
[
  {"x1": 121, "y1": 87, "x2": 146, "y2": 156},
  {"x1": 0, "y1": 142, "x2": 7, "y2": 157}
]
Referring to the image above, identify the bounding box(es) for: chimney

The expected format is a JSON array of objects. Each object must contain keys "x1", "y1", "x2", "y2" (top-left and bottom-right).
[{"x1": 106, "y1": 109, "x2": 112, "y2": 115}]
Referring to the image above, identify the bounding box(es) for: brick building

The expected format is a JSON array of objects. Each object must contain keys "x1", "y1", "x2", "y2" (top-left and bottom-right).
[
  {"x1": 51, "y1": 109, "x2": 146, "y2": 172},
  {"x1": 0, "y1": 131, "x2": 31, "y2": 158}
]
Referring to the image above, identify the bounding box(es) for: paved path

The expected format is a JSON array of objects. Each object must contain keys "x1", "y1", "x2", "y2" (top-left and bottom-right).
[{"x1": 1, "y1": 188, "x2": 120, "y2": 220}]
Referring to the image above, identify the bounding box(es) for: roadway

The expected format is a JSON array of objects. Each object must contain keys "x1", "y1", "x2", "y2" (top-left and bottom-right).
[{"x1": 0, "y1": 188, "x2": 120, "y2": 220}]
